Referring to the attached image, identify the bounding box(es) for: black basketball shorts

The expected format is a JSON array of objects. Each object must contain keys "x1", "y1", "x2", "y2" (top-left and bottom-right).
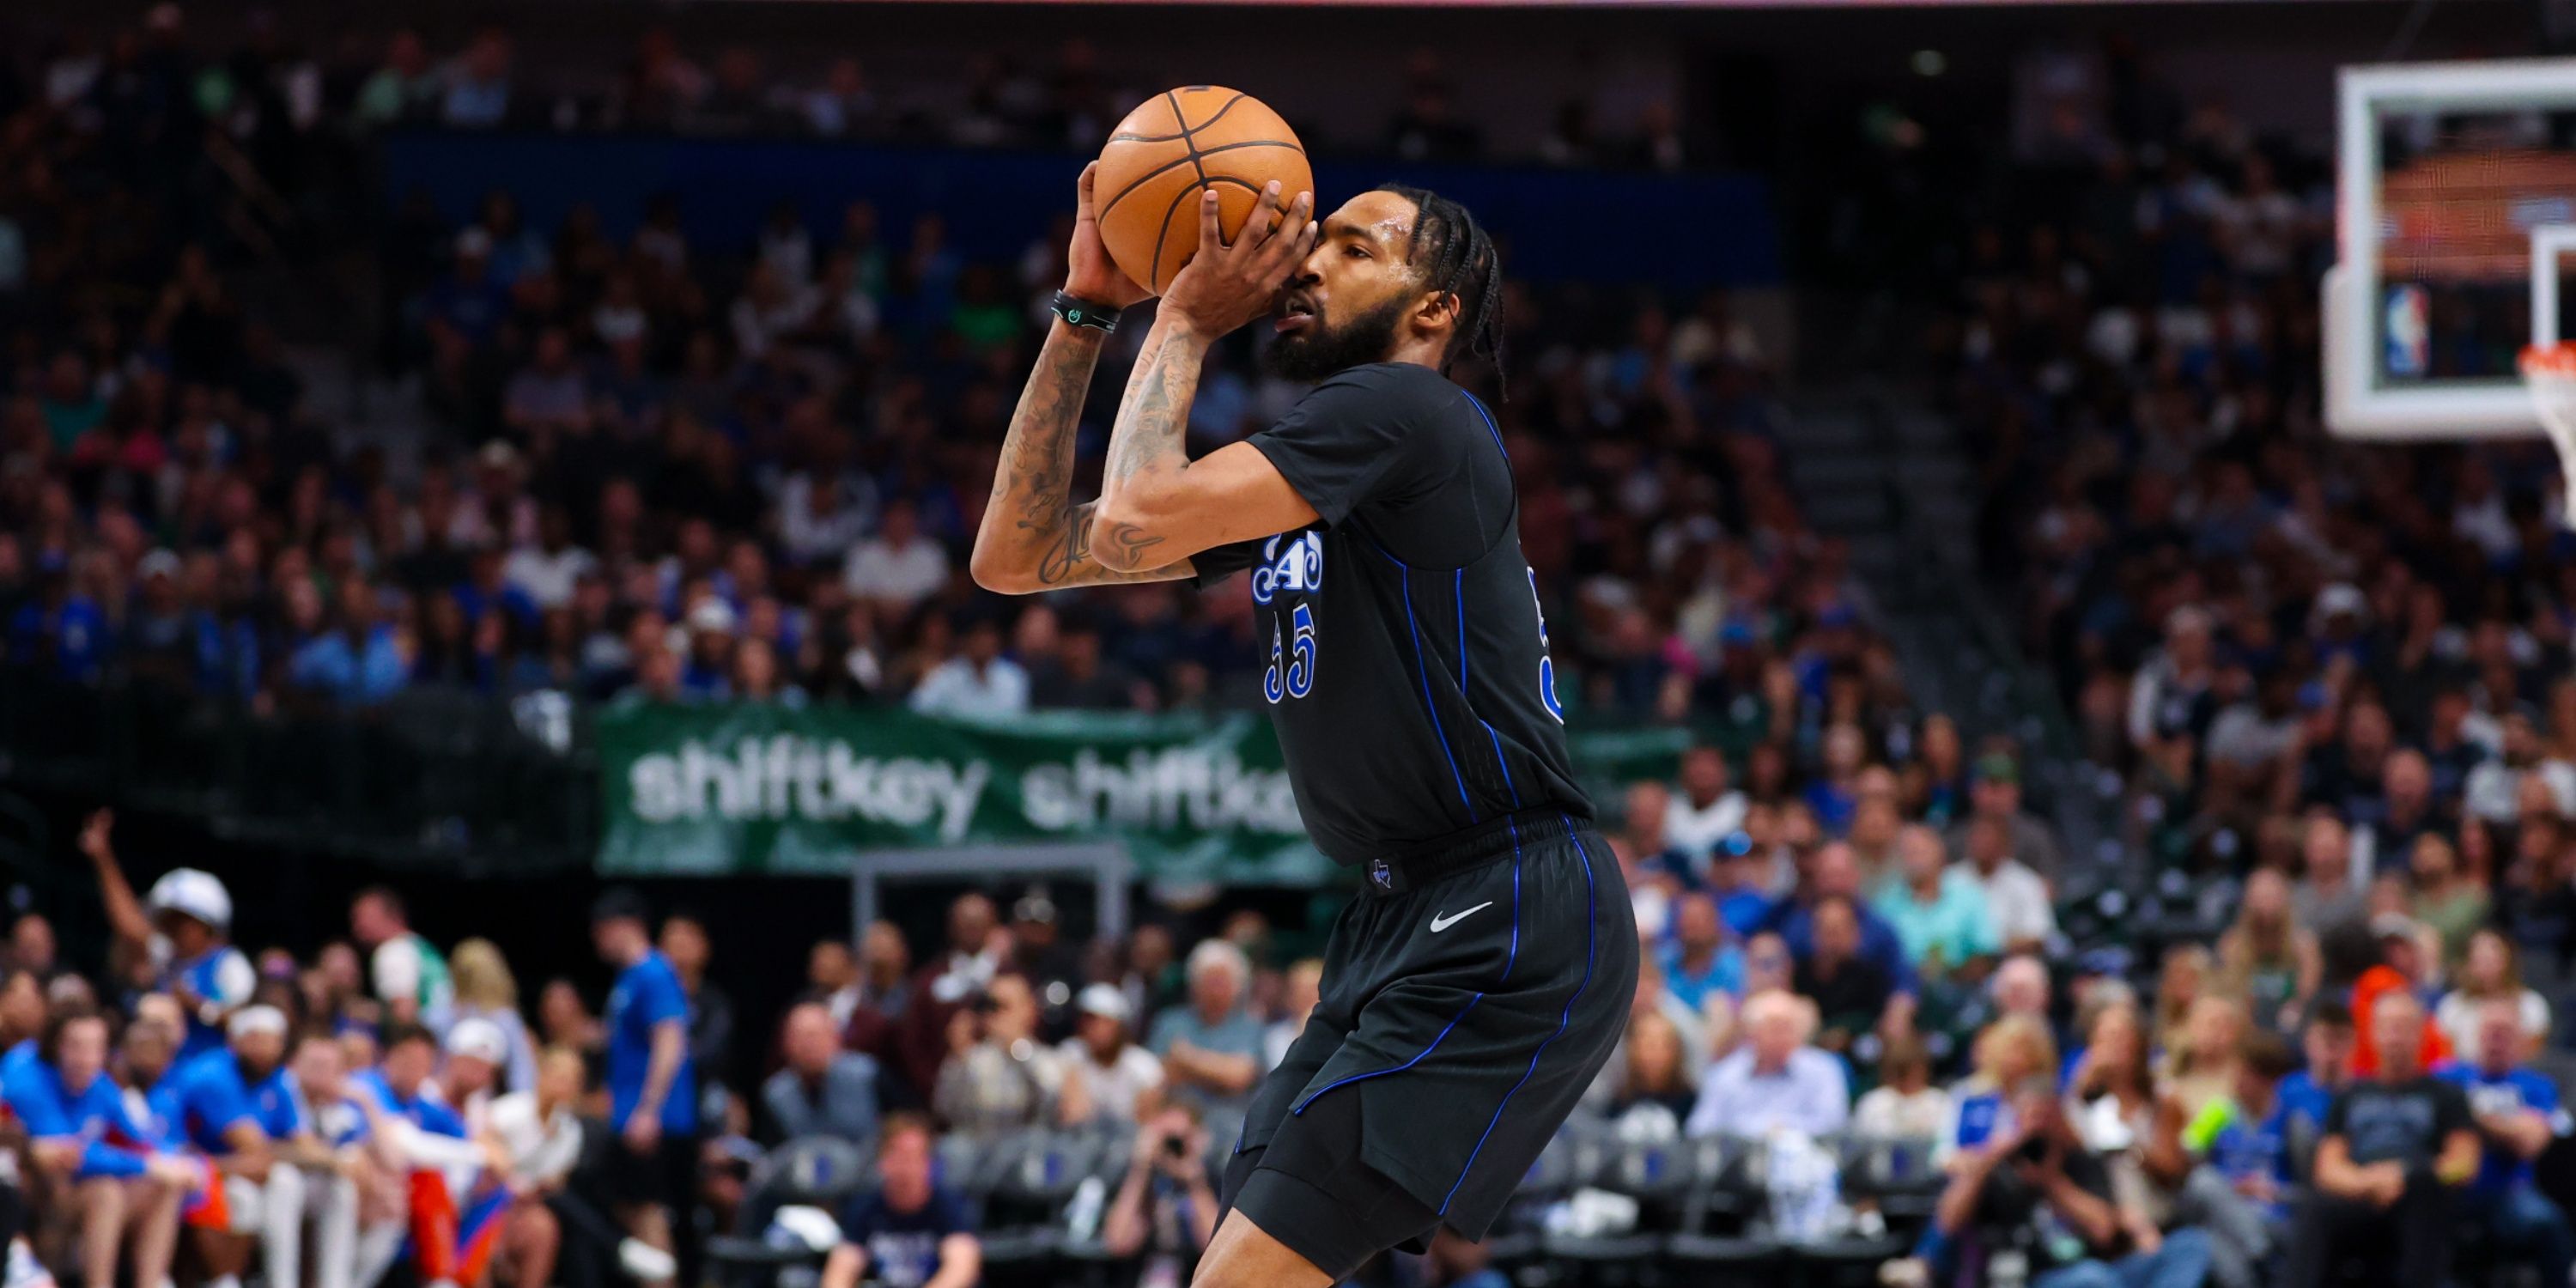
[{"x1": 1218, "y1": 809, "x2": 1639, "y2": 1279}]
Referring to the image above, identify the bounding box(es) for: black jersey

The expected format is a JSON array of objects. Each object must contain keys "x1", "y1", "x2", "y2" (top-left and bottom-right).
[{"x1": 1194, "y1": 362, "x2": 1591, "y2": 864}]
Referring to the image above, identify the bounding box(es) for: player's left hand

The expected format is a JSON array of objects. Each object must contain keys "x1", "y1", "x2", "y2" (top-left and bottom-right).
[{"x1": 1160, "y1": 181, "x2": 1316, "y2": 338}]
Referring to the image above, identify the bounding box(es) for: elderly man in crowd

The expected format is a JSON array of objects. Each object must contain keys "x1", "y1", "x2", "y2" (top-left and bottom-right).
[
  {"x1": 1147, "y1": 941, "x2": 1264, "y2": 1116},
  {"x1": 1685, "y1": 989, "x2": 1848, "y2": 1139},
  {"x1": 762, "y1": 1001, "x2": 881, "y2": 1147}
]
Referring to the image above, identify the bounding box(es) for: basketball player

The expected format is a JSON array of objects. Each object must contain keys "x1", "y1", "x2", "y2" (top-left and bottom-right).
[{"x1": 971, "y1": 166, "x2": 1638, "y2": 1285}]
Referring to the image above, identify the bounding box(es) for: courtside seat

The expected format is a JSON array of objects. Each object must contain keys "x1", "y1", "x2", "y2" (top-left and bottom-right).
[
  {"x1": 1836, "y1": 1134, "x2": 1944, "y2": 1229},
  {"x1": 705, "y1": 1136, "x2": 872, "y2": 1288},
  {"x1": 937, "y1": 1131, "x2": 999, "y2": 1197},
  {"x1": 1664, "y1": 1231, "x2": 1788, "y2": 1285},
  {"x1": 1680, "y1": 1133, "x2": 1769, "y2": 1223},
  {"x1": 1789, "y1": 1233, "x2": 1914, "y2": 1288}
]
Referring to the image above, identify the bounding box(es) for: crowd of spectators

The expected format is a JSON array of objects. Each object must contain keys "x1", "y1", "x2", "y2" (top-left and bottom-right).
[
  {"x1": 8, "y1": 8, "x2": 2576, "y2": 1288},
  {"x1": 1910, "y1": 39, "x2": 2576, "y2": 1288},
  {"x1": 0, "y1": 8, "x2": 1830, "y2": 742},
  {"x1": 336, "y1": 23, "x2": 1691, "y2": 170},
  {"x1": 13, "y1": 734, "x2": 2576, "y2": 1288}
]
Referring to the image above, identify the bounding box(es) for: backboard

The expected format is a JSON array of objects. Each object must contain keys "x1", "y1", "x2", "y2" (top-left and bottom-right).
[{"x1": 2325, "y1": 58, "x2": 2576, "y2": 440}]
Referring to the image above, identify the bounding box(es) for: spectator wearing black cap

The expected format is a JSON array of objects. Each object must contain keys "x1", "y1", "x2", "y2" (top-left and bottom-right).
[
  {"x1": 1006, "y1": 889, "x2": 1081, "y2": 1030},
  {"x1": 1944, "y1": 753, "x2": 2064, "y2": 887},
  {"x1": 589, "y1": 889, "x2": 696, "y2": 1288}
]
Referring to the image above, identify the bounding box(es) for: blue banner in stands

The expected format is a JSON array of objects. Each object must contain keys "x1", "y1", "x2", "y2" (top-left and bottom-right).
[{"x1": 380, "y1": 131, "x2": 1781, "y2": 288}]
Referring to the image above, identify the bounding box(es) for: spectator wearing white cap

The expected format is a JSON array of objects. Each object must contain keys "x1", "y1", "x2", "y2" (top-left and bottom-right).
[
  {"x1": 1059, "y1": 983, "x2": 1163, "y2": 1128},
  {"x1": 442, "y1": 1016, "x2": 511, "y2": 1135},
  {"x1": 80, "y1": 810, "x2": 253, "y2": 1060},
  {"x1": 760, "y1": 1002, "x2": 881, "y2": 1147}
]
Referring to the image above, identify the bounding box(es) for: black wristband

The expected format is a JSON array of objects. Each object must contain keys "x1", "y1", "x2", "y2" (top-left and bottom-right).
[{"x1": 1052, "y1": 291, "x2": 1122, "y2": 333}]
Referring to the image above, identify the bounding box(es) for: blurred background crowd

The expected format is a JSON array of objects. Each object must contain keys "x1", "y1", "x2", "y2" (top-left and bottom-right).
[{"x1": 2, "y1": 4, "x2": 2575, "y2": 1288}]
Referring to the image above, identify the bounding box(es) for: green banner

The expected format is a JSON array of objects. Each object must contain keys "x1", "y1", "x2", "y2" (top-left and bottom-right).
[{"x1": 595, "y1": 702, "x2": 1696, "y2": 882}]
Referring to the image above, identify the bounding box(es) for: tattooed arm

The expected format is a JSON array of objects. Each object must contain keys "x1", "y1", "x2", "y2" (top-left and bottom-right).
[
  {"x1": 969, "y1": 163, "x2": 1194, "y2": 595},
  {"x1": 969, "y1": 319, "x2": 1196, "y2": 592},
  {"x1": 1089, "y1": 184, "x2": 1322, "y2": 573}
]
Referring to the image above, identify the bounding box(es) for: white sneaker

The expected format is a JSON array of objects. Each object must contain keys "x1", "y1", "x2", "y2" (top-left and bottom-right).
[
  {"x1": 617, "y1": 1240, "x2": 677, "y2": 1282},
  {"x1": 4, "y1": 1239, "x2": 54, "y2": 1288},
  {"x1": 1878, "y1": 1257, "x2": 1929, "y2": 1288}
]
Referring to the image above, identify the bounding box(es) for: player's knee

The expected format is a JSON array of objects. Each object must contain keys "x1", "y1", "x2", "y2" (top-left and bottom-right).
[{"x1": 1189, "y1": 1211, "x2": 1331, "y2": 1288}]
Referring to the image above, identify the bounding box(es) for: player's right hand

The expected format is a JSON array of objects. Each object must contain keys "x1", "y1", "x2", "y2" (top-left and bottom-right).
[
  {"x1": 1066, "y1": 163, "x2": 1151, "y2": 309},
  {"x1": 1161, "y1": 182, "x2": 1316, "y2": 339}
]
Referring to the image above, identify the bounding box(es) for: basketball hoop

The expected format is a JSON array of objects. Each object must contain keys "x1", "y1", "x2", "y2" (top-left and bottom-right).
[{"x1": 2519, "y1": 342, "x2": 2576, "y2": 526}]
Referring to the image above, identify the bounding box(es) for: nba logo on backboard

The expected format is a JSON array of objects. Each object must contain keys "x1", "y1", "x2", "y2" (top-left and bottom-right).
[
  {"x1": 1370, "y1": 860, "x2": 1391, "y2": 890},
  {"x1": 2385, "y1": 285, "x2": 2429, "y2": 378}
]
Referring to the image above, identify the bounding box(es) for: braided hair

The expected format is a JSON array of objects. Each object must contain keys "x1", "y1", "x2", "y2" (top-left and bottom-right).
[{"x1": 1371, "y1": 184, "x2": 1507, "y2": 399}]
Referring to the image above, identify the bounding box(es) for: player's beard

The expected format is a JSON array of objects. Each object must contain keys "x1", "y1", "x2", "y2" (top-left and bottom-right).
[{"x1": 1262, "y1": 293, "x2": 1411, "y2": 382}]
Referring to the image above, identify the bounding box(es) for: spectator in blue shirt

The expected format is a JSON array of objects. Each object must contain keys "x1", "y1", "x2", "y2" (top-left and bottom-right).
[
  {"x1": 2437, "y1": 997, "x2": 2575, "y2": 1280},
  {"x1": 1759, "y1": 842, "x2": 1919, "y2": 999},
  {"x1": 2165, "y1": 1030, "x2": 2298, "y2": 1288},
  {"x1": 287, "y1": 580, "x2": 409, "y2": 708},
  {"x1": 83, "y1": 811, "x2": 255, "y2": 1060},
  {"x1": 9, "y1": 552, "x2": 112, "y2": 682},
  {"x1": 592, "y1": 888, "x2": 696, "y2": 1288},
  {"x1": 1658, "y1": 891, "x2": 1743, "y2": 1014},
  {"x1": 2275, "y1": 999, "x2": 2356, "y2": 1157},
  {"x1": 167, "y1": 1005, "x2": 287, "y2": 1288},
  {"x1": 4, "y1": 1005, "x2": 194, "y2": 1288},
  {"x1": 819, "y1": 1112, "x2": 980, "y2": 1288},
  {"x1": 1706, "y1": 823, "x2": 1777, "y2": 939},
  {"x1": 423, "y1": 228, "x2": 510, "y2": 345}
]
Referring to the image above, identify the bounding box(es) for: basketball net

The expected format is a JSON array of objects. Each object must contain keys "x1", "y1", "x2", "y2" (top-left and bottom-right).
[{"x1": 2518, "y1": 342, "x2": 2576, "y2": 527}]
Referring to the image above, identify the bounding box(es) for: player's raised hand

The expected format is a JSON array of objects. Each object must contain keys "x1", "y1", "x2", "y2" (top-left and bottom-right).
[
  {"x1": 1066, "y1": 162, "x2": 1151, "y2": 309},
  {"x1": 1160, "y1": 180, "x2": 1316, "y2": 338}
]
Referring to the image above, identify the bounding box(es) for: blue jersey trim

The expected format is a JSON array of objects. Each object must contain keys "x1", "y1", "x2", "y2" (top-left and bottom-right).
[
  {"x1": 1290, "y1": 995, "x2": 1485, "y2": 1116},
  {"x1": 1394, "y1": 562, "x2": 1475, "y2": 818},
  {"x1": 1440, "y1": 814, "x2": 1600, "y2": 1215},
  {"x1": 1464, "y1": 392, "x2": 1508, "y2": 459},
  {"x1": 1454, "y1": 567, "x2": 1522, "y2": 808}
]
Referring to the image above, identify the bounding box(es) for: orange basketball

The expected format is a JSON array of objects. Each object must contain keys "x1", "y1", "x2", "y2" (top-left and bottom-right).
[{"x1": 1094, "y1": 87, "x2": 1313, "y2": 295}]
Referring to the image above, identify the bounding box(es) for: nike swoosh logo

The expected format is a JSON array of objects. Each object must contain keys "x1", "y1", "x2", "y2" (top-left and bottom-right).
[{"x1": 1429, "y1": 902, "x2": 1494, "y2": 933}]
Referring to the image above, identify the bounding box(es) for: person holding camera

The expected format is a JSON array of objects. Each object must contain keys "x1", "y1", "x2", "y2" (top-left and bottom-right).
[
  {"x1": 1903, "y1": 1074, "x2": 2212, "y2": 1288},
  {"x1": 1102, "y1": 1102, "x2": 1218, "y2": 1288}
]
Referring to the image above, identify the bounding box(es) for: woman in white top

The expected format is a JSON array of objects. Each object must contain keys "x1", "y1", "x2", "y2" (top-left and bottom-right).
[
  {"x1": 2434, "y1": 928, "x2": 2552, "y2": 1059},
  {"x1": 486, "y1": 1047, "x2": 587, "y2": 1288},
  {"x1": 1851, "y1": 1033, "x2": 1951, "y2": 1139}
]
